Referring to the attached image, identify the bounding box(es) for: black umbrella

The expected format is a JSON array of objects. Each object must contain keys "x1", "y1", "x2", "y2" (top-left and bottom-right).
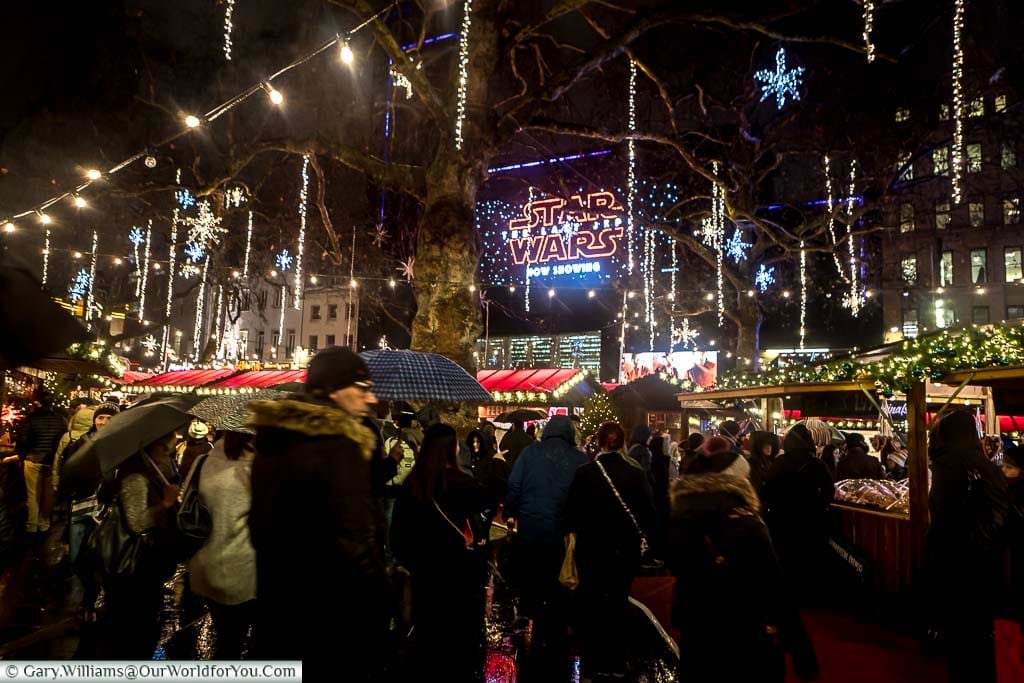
[
  {"x1": 60, "y1": 394, "x2": 202, "y2": 494},
  {"x1": 0, "y1": 250, "x2": 89, "y2": 369},
  {"x1": 494, "y1": 409, "x2": 547, "y2": 423}
]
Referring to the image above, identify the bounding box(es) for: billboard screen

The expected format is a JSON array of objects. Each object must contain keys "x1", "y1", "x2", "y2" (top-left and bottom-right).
[{"x1": 619, "y1": 351, "x2": 718, "y2": 389}]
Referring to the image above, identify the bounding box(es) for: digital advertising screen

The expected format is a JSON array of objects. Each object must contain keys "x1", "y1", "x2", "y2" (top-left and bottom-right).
[{"x1": 619, "y1": 351, "x2": 719, "y2": 389}]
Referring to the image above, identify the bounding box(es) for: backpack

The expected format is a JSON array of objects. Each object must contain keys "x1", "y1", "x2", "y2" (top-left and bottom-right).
[
  {"x1": 385, "y1": 436, "x2": 416, "y2": 487},
  {"x1": 964, "y1": 465, "x2": 1011, "y2": 552}
]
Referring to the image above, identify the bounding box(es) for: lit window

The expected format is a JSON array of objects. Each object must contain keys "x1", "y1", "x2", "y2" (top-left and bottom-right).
[
  {"x1": 995, "y1": 95, "x2": 1007, "y2": 113},
  {"x1": 939, "y1": 103, "x2": 950, "y2": 121},
  {"x1": 902, "y1": 309, "x2": 919, "y2": 338},
  {"x1": 1005, "y1": 247, "x2": 1023, "y2": 282},
  {"x1": 936, "y1": 202, "x2": 951, "y2": 230},
  {"x1": 971, "y1": 249, "x2": 988, "y2": 283},
  {"x1": 941, "y1": 251, "x2": 954, "y2": 286},
  {"x1": 1003, "y1": 144, "x2": 1017, "y2": 170},
  {"x1": 967, "y1": 143, "x2": 982, "y2": 172},
  {"x1": 968, "y1": 96, "x2": 984, "y2": 118},
  {"x1": 935, "y1": 301, "x2": 956, "y2": 329},
  {"x1": 1006, "y1": 198, "x2": 1021, "y2": 225},
  {"x1": 896, "y1": 151, "x2": 914, "y2": 181},
  {"x1": 933, "y1": 147, "x2": 950, "y2": 176},
  {"x1": 895, "y1": 108, "x2": 911, "y2": 123},
  {"x1": 900, "y1": 203, "x2": 915, "y2": 233},
  {"x1": 901, "y1": 256, "x2": 918, "y2": 285},
  {"x1": 970, "y1": 202, "x2": 985, "y2": 228}
]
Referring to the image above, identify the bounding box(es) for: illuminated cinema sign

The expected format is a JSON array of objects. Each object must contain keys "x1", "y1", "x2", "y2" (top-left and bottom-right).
[{"x1": 505, "y1": 191, "x2": 626, "y2": 280}]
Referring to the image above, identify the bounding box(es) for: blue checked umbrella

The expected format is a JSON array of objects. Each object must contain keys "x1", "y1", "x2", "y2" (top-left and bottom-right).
[{"x1": 360, "y1": 350, "x2": 491, "y2": 403}]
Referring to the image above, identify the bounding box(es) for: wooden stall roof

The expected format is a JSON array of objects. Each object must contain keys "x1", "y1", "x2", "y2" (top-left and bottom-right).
[
  {"x1": 676, "y1": 380, "x2": 874, "y2": 404},
  {"x1": 940, "y1": 365, "x2": 1024, "y2": 388}
]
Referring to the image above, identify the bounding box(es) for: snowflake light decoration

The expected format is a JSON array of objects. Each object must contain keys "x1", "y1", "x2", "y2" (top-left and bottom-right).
[
  {"x1": 68, "y1": 269, "x2": 91, "y2": 304},
  {"x1": 389, "y1": 66, "x2": 413, "y2": 100},
  {"x1": 697, "y1": 217, "x2": 716, "y2": 248},
  {"x1": 128, "y1": 226, "x2": 145, "y2": 247},
  {"x1": 373, "y1": 222, "x2": 388, "y2": 248},
  {"x1": 398, "y1": 256, "x2": 415, "y2": 282},
  {"x1": 183, "y1": 241, "x2": 205, "y2": 263},
  {"x1": 754, "y1": 48, "x2": 805, "y2": 108},
  {"x1": 141, "y1": 334, "x2": 159, "y2": 353},
  {"x1": 672, "y1": 319, "x2": 700, "y2": 349},
  {"x1": 755, "y1": 264, "x2": 776, "y2": 292},
  {"x1": 276, "y1": 249, "x2": 294, "y2": 272},
  {"x1": 725, "y1": 229, "x2": 751, "y2": 263},
  {"x1": 176, "y1": 189, "x2": 196, "y2": 211},
  {"x1": 184, "y1": 201, "x2": 226, "y2": 251},
  {"x1": 224, "y1": 186, "x2": 246, "y2": 209},
  {"x1": 179, "y1": 262, "x2": 201, "y2": 279}
]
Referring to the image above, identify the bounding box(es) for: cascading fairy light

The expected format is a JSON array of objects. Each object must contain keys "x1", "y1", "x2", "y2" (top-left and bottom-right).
[
  {"x1": 627, "y1": 59, "x2": 638, "y2": 275},
  {"x1": 213, "y1": 285, "x2": 224, "y2": 357},
  {"x1": 293, "y1": 155, "x2": 309, "y2": 309},
  {"x1": 138, "y1": 220, "x2": 152, "y2": 321},
  {"x1": 42, "y1": 228, "x2": 50, "y2": 286},
  {"x1": 863, "y1": 0, "x2": 876, "y2": 63},
  {"x1": 223, "y1": 0, "x2": 235, "y2": 61},
  {"x1": 800, "y1": 240, "x2": 807, "y2": 350},
  {"x1": 453, "y1": 0, "x2": 474, "y2": 150},
  {"x1": 85, "y1": 230, "x2": 98, "y2": 322},
  {"x1": 712, "y1": 163, "x2": 726, "y2": 327},
  {"x1": 645, "y1": 229, "x2": 655, "y2": 350},
  {"x1": 161, "y1": 217, "x2": 178, "y2": 367},
  {"x1": 242, "y1": 210, "x2": 253, "y2": 277},
  {"x1": 524, "y1": 187, "x2": 535, "y2": 312},
  {"x1": 669, "y1": 236, "x2": 678, "y2": 351},
  {"x1": 951, "y1": 0, "x2": 966, "y2": 205},
  {"x1": 823, "y1": 155, "x2": 847, "y2": 280},
  {"x1": 845, "y1": 159, "x2": 862, "y2": 315},
  {"x1": 277, "y1": 283, "x2": 287, "y2": 348},
  {"x1": 193, "y1": 257, "x2": 209, "y2": 361}
]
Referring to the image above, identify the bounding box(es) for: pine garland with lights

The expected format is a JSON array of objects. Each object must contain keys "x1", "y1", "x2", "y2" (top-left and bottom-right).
[{"x1": 66, "y1": 342, "x2": 128, "y2": 378}]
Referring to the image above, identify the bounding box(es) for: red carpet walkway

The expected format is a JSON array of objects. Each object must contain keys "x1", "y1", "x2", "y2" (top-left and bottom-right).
[{"x1": 631, "y1": 577, "x2": 948, "y2": 683}]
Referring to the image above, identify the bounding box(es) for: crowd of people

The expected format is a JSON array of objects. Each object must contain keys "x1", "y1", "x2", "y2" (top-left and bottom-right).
[{"x1": 1, "y1": 350, "x2": 1022, "y2": 682}]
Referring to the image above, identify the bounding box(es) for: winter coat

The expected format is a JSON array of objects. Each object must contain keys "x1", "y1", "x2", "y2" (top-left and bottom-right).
[
  {"x1": 627, "y1": 424, "x2": 653, "y2": 474},
  {"x1": 115, "y1": 452, "x2": 180, "y2": 583},
  {"x1": 564, "y1": 451, "x2": 656, "y2": 587},
  {"x1": 187, "y1": 443, "x2": 256, "y2": 606},
  {"x1": 17, "y1": 407, "x2": 65, "y2": 465},
  {"x1": 667, "y1": 472, "x2": 818, "y2": 682},
  {"x1": 835, "y1": 447, "x2": 885, "y2": 481},
  {"x1": 470, "y1": 452, "x2": 511, "y2": 522},
  {"x1": 1006, "y1": 477, "x2": 1024, "y2": 622},
  {"x1": 499, "y1": 425, "x2": 534, "y2": 470},
  {"x1": 53, "y1": 407, "x2": 95, "y2": 494},
  {"x1": 747, "y1": 431, "x2": 779, "y2": 497},
  {"x1": 247, "y1": 397, "x2": 391, "y2": 666},
  {"x1": 504, "y1": 416, "x2": 588, "y2": 546}
]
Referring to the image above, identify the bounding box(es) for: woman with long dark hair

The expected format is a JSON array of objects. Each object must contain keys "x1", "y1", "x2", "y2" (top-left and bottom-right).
[{"x1": 391, "y1": 424, "x2": 489, "y2": 681}]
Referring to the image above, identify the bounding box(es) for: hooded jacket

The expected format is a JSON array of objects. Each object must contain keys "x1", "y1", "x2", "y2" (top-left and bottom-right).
[
  {"x1": 505, "y1": 416, "x2": 588, "y2": 545},
  {"x1": 747, "y1": 431, "x2": 779, "y2": 496},
  {"x1": 668, "y1": 472, "x2": 818, "y2": 682},
  {"x1": 247, "y1": 397, "x2": 391, "y2": 665},
  {"x1": 627, "y1": 424, "x2": 653, "y2": 474},
  {"x1": 53, "y1": 406, "x2": 95, "y2": 494},
  {"x1": 499, "y1": 423, "x2": 534, "y2": 469}
]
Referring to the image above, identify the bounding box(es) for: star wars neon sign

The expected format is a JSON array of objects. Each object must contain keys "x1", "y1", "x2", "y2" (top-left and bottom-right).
[{"x1": 504, "y1": 191, "x2": 626, "y2": 274}]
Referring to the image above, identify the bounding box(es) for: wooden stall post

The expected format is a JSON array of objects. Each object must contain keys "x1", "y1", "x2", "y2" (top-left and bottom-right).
[
  {"x1": 907, "y1": 380, "x2": 930, "y2": 576},
  {"x1": 984, "y1": 387, "x2": 997, "y2": 435}
]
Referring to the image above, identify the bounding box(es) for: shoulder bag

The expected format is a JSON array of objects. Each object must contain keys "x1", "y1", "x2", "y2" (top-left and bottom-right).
[{"x1": 177, "y1": 452, "x2": 213, "y2": 559}]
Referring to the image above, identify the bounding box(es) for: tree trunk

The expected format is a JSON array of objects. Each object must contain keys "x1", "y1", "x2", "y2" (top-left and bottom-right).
[{"x1": 733, "y1": 294, "x2": 763, "y2": 372}]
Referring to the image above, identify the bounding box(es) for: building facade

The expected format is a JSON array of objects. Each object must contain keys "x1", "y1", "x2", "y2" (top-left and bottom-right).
[{"x1": 882, "y1": 87, "x2": 1023, "y2": 340}]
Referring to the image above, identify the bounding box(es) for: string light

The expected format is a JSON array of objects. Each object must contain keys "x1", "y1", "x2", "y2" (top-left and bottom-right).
[
  {"x1": 754, "y1": 48, "x2": 804, "y2": 108},
  {"x1": 193, "y1": 257, "x2": 209, "y2": 361},
  {"x1": 137, "y1": 220, "x2": 152, "y2": 321},
  {"x1": 2, "y1": 222, "x2": 13, "y2": 233},
  {"x1": 42, "y1": 228, "x2": 50, "y2": 286},
  {"x1": 454, "y1": 0, "x2": 474, "y2": 150},
  {"x1": 223, "y1": 0, "x2": 235, "y2": 61},
  {"x1": 711, "y1": 163, "x2": 726, "y2": 327},
  {"x1": 669, "y1": 237, "x2": 677, "y2": 351},
  {"x1": 263, "y1": 83, "x2": 284, "y2": 105},
  {"x1": 293, "y1": 155, "x2": 309, "y2": 309},
  {"x1": 213, "y1": 285, "x2": 224, "y2": 358},
  {"x1": 823, "y1": 155, "x2": 847, "y2": 280},
  {"x1": 85, "y1": 230, "x2": 98, "y2": 322},
  {"x1": 277, "y1": 285, "x2": 286, "y2": 345},
  {"x1": 38, "y1": 212, "x2": 51, "y2": 225},
  {"x1": 951, "y1": 0, "x2": 965, "y2": 205},
  {"x1": 845, "y1": 159, "x2": 863, "y2": 315},
  {"x1": 85, "y1": 169, "x2": 101, "y2": 181},
  {"x1": 338, "y1": 35, "x2": 354, "y2": 65},
  {"x1": 162, "y1": 210, "x2": 178, "y2": 368},
  {"x1": 800, "y1": 239, "x2": 807, "y2": 350},
  {"x1": 863, "y1": 0, "x2": 876, "y2": 63},
  {"x1": 627, "y1": 58, "x2": 637, "y2": 275},
  {"x1": 73, "y1": 196, "x2": 87, "y2": 208},
  {"x1": 185, "y1": 115, "x2": 201, "y2": 128}
]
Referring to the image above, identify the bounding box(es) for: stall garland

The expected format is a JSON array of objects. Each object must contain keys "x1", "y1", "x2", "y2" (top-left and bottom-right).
[
  {"x1": 66, "y1": 342, "x2": 129, "y2": 378},
  {"x1": 713, "y1": 324, "x2": 1024, "y2": 395}
]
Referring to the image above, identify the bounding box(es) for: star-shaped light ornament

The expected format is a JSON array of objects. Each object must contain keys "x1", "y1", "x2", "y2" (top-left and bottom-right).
[
  {"x1": 128, "y1": 227, "x2": 145, "y2": 247},
  {"x1": 373, "y1": 222, "x2": 388, "y2": 248},
  {"x1": 275, "y1": 249, "x2": 294, "y2": 272},
  {"x1": 672, "y1": 319, "x2": 700, "y2": 349},
  {"x1": 755, "y1": 264, "x2": 776, "y2": 293},
  {"x1": 398, "y1": 256, "x2": 415, "y2": 282},
  {"x1": 141, "y1": 334, "x2": 159, "y2": 354},
  {"x1": 68, "y1": 269, "x2": 91, "y2": 304},
  {"x1": 725, "y1": 229, "x2": 751, "y2": 263},
  {"x1": 754, "y1": 48, "x2": 805, "y2": 108}
]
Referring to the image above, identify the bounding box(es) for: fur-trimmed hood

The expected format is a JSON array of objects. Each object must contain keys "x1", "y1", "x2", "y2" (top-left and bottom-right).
[
  {"x1": 670, "y1": 472, "x2": 761, "y2": 514},
  {"x1": 247, "y1": 398, "x2": 377, "y2": 460}
]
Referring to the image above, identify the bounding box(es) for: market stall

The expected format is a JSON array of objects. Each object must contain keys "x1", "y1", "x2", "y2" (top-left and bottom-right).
[{"x1": 476, "y1": 368, "x2": 602, "y2": 420}]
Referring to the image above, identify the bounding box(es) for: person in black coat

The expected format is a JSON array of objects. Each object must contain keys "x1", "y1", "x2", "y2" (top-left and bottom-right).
[
  {"x1": 500, "y1": 421, "x2": 534, "y2": 469},
  {"x1": 649, "y1": 432, "x2": 671, "y2": 555},
  {"x1": 467, "y1": 428, "x2": 509, "y2": 524},
  {"x1": 761, "y1": 423, "x2": 835, "y2": 603},
  {"x1": 926, "y1": 411, "x2": 1010, "y2": 683},
  {"x1": 668, "y1": 448, "x2": 819, "y2": 682},
  {"x1": 835, "y1": 445, "x2": 885, "y2": 480},
  {"x1": 564, "y1": 422, "x2": 656, "y2": 679},
  {"x1": 1002, "y1": 446, "x2": 1024, "y2": 624},
  {"x1": 747, "y1": 431, "x2": 779, "y2": 497},
  {"x1": 391, "y1": 424, "x2": 489, "y2": 682},
  {"x1": 680, "y1": 432, "x2": 705, "y2": 475},
  {"x1": 247, "y1": 348, "x2": 391, "y2": 681}
]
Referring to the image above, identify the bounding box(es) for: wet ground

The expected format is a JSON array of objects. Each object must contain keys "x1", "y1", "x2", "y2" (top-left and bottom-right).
[{"x1": 0, "y1": 516, "x2": 678, "y2": 682}]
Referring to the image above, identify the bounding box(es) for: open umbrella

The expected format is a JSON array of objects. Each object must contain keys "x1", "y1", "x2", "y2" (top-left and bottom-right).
[
  {"x1": 0, "y1": 251, "x2": 89, "y2": 369},
  {"x1": 360, "y1": 350, "x2": 491, "y2": 403},
  {"x1": 494, "y1": 409, "x2": 546, "y2": 423},
  {"x1": 190, "y1": 390, "x2": 289, "y2": 433},
  {"x1": 60, "y1": 394, "x2": 203, "y2": 495}
]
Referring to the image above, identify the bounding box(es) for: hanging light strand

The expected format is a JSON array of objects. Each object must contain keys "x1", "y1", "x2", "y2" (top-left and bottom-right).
[
  {"x1": 213, "y1": 285, "x2": 224, "y2": 357},
  {"x1": 823, "y1": 155, "x2": 848, "y2": 281},
  {"x1": 627, "y1": 59, "x2": 638, "y2": 275},
  {"x1": 42, "y1": 229, "x2": 50, "y2": 286},
  {"x1": 277, "y1": 285, "x2": 287, "y2": 346},
  {"x1": 669, "y1": 236, "x2": 678, "y2": 351},
  {"x1": 712, "y1": 162, "x2": 726, "y2": 327},
  {"x1": 800, "y1": 240, "x2": 807, "y2": 350},
  {"x1": 138, "y1": 220, "x2": 152, "y2": 321},
  {"x1": 293, "y1": 155, "x2": 309, "y2": 309},
  {"x1": 193, "y1": 257, "x2": 209, "y2": 361},
  {"x1": 951, "y1": 0, "x2": 966, "y2": 205},
  {"x1": 242, "y1": 210, "x2": 253, "y2": 278},
  {"x1": 863, "y1": 0, "x2": 876, "y2": 63},
  {"x1": 223, "y1": 0, "x2": 236, "y2": 61},
  {"x1": 85, "y1": 230, "x2": 98, "y2": 322},
  {"x1": 453, "y1": 0, "x2": 474, "y2": 150},
  {"x1": 845, "y1": 160, "x2": 862, "y2": 315},
  {"x1": 162, "y1": 212, "x2": 178, "y2": 367}
]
